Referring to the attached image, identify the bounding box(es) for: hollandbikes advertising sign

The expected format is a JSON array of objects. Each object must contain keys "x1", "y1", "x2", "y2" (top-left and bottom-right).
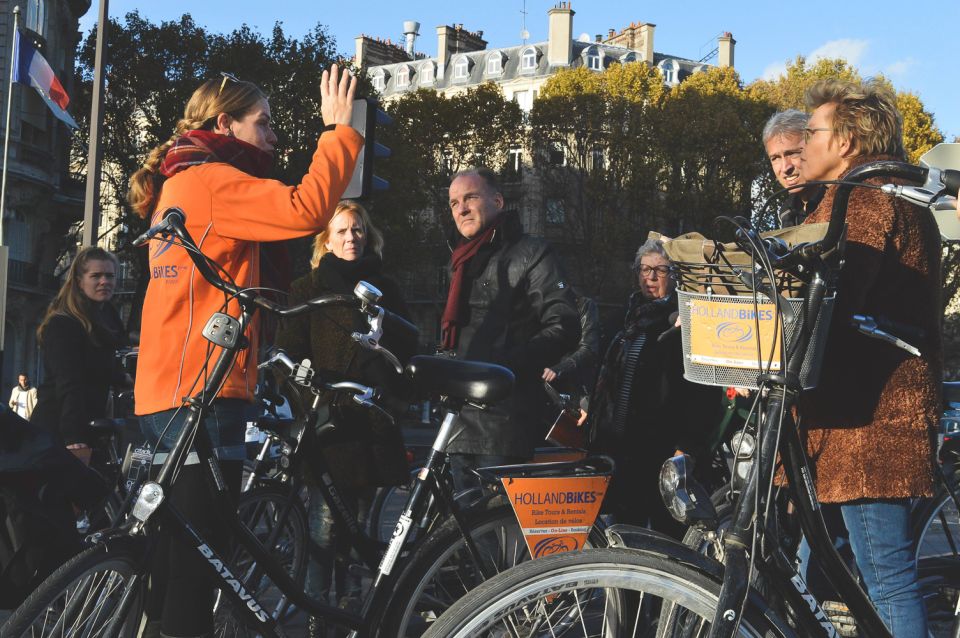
[
  {"x1": 501, "y1": 476, "x2": 609, "y2": 558},
  {"x1": 688, "y1": 298, "x2": 783, "y2": 370}
]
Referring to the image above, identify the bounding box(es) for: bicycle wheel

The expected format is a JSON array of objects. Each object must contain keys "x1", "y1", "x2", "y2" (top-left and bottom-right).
[
  {"x1": 913, "y1": 484, "x2": 960, "y2": 627},
  {"x1": 2, "y1": 537, "x2": 147, "y2": 638},
  {"x1": 214, "y1": 486, "x2": 309, "y2": 636},
  {"x1": 421, "y1": 547, "x2": 791, "y2": 638},
  {"x1": 375, "y1": 495, "x2": 606, "y2": 637}
]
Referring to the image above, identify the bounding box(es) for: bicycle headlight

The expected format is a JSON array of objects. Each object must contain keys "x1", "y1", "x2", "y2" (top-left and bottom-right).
[
  {"x1": 659, "y1": 454, "x2": 718, "y2": 529},
  {"x1": 730, "y1": 429, "x2": 756, "y2": 458},
  {"x1": 132, "y1": 481, "x2": 165, "y2": 523}
]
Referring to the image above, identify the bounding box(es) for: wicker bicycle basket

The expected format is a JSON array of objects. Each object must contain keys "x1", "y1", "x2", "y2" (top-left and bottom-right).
[{"x1": 658, "y1": 223, "x2": 835, "y2": 390}]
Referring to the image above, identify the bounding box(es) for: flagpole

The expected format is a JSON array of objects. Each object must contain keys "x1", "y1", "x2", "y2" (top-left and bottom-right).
[
  {"x1": 82, "y1": 0, "x2": 107, "y2": 247},
  {"x1": 0, "y1": 5, "x2": 21, "y2": 247}
]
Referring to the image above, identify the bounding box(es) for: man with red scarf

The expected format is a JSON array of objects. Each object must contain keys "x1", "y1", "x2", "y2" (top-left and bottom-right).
[{"x1": 441, "y1": 167, "x2": 579, "y2": 488}]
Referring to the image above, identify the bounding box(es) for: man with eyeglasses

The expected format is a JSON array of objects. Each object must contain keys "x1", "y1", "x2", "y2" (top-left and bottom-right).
[
  {"x1": 762, "y1": 109, "x2": 825, "y2": 227},
  {"x1": 794, "y1": 79, "x2": 941, "y2": 638}
]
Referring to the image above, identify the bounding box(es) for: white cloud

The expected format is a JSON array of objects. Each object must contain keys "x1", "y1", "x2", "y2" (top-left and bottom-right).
[
  {"x1": 761, "y1": 61, "x2": 787, "y2": 81},
  {"x1": 808, "y1": 39, "x2": 870, "y2": 66},
  {"x1": 885, "y1": 57, "x2": 916, "y2": 76}
]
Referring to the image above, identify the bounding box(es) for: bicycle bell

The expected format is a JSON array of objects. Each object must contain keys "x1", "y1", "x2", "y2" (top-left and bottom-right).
[{"x1": 354, "y1": 281, "x2": 383, "y2": 306}]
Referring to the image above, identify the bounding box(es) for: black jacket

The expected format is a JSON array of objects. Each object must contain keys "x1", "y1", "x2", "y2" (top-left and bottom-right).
[
  {"x1": 275, "y1": 254, "x2": 412, "y2": 488},
  {"x1": 442, "y1": 211, "x2": 580, "y2": 457},
  {"x1": 31, "y1": 305, "x2": 126, "y2": 447},
  {"x1": 551, "y1": 296, "x2": 601, "y2": 406},
  {"x1": 778, "y1": 185, "x2": 825, "y2": 228}
]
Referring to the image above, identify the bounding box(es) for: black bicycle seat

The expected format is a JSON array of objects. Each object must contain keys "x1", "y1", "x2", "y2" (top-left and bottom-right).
[
  {"x1": 945, "y1": 382, "x2": 960, "y2": 405},
  {"x1": 405, "y1": 355, "x2": 514, "y2": 405},
  {"x1": 88, "y1": 418, "x2": 125, "y2": 436}
]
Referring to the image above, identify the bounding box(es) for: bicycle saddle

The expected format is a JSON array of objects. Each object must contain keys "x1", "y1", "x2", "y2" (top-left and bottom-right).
[
  {"x1": 88, "y1": 418, "x2": 126, "y2": 436},
  {"x1": 405, "y1": 355, "x2": 514, "y2": 405},
  {"x1": 945, "y1": 382, "x2": 960, "y2": 406}
]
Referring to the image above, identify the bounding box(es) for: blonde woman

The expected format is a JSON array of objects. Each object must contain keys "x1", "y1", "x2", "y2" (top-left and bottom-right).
[
  {"x1": 276, "y1": 201, "x2": 410, "y2": 634},
  {"x1": 128, "y1": 65, "x2": 361, "y2": 637}
]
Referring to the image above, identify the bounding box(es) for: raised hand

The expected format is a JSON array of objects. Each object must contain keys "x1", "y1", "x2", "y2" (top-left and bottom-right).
[{"x1": 320, "y1": 63, "x2": 358, "y2": 130}]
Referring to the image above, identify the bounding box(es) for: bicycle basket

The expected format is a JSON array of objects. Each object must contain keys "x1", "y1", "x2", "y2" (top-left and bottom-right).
[{"x1": 659, "y1": 223, "x2": 834, "y2": 390}]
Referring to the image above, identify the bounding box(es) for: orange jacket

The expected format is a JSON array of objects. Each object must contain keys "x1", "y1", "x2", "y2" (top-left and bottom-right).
[{"x1": 135, "y1": 125, "x2": 363, "y2": 415}]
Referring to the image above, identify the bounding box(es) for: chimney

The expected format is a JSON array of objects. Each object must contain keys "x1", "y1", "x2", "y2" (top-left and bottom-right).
[
  {"x1": 547, "y1": 1, "x2": 574, "y2": 67},
  {"x1": 355, "y1": 35, "x2": 366, "y2": 68},
  {"x1": 403, "y1": 21, "x2": 420, "y2": 58},
  {"x1": 437, "y1": 25, "x2": 454, "y2": 74},
  {"x1": 638, "y1": 23, "x2": 655, "y2": 63},
  {"x1": 718, "y1": 32, "x2": 735, "y2": 68}
]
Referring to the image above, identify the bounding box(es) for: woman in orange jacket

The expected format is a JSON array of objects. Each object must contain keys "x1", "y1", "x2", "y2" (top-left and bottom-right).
[{"x1": 128, "y1": 65, "x2": 361, "y2": 637}]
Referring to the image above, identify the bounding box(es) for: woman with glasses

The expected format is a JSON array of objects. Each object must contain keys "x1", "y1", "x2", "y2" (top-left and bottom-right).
[
  {"x1": 588, "y1": 238, "x2": 721, "y2": 536},
  {"x1": 127, "y1": 65, "x2": 361, "y2": 638}
]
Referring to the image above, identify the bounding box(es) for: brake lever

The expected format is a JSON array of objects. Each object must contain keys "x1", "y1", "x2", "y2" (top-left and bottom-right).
[
  {"x1": 258, "y1": 349, "x2": 315, "y2": 386},
  {"x1": 851, "y1": 315, "x2": 921, "y2": 357},
  {"x1": 352, "y1": 306, "x2": 404, "y2": 374}
]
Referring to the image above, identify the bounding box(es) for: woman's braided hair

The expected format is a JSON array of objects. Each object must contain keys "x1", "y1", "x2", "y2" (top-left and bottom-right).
[{"x1": 128, "y1": 76, "x2": 267, "y2": 219}]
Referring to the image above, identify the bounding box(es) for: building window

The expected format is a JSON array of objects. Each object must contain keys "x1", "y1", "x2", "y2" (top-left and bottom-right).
[
  {"x1": 486, "y1": 54, "x2": 502, "y2": 76},
  {"x1": 25, "y1": 0, "x2": 44, "y2": 35},
  {"x1": 584, "y1": 47, "x2": 602, "y2": 71},
  {"x1": 508, "y1": 147, "x2": 523, "y2": 173},
  {"x1": 397, "y1": 66, "x2": 410, "y2": 88},
  {"x1": 420, "y1": 63, "x2": 434, "y2": 85},
  {"x1": 591, "y1": 147, "x2": 605, "y2": 171},
  {"x1": 372, "y1": 71, "x2": 385, "y2": 91},
  {"x1": 521, "y1": 47, "x2": 538, "y2": 72},
  {"x1": 621, "y1": 52, "x2": 638, "y2": 64},
  {"x1": 659, "y1": 60, "x2": 677, "y2": 84},
  {"x1": 546, "y1": 199, "x2": 565, "y2": 225},
  {"x1": 548, "y1": 142, "x2": 566, "y2": 167},
  {"x1": 453, "y1": 57, "x2": 470, "y2": 80}
]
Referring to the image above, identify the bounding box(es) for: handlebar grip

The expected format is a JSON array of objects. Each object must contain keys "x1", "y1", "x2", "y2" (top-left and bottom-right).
[{"x1": 942, "y1": 169, "x2": 960, "y2": 198}]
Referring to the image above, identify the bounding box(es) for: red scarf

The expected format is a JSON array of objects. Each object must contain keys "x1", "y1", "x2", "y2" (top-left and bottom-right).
[
  {"x1": 159, "y1": 129, "x2": 273, "y2": 179},
  {"x1": 441, "y1": 218, "x2": 503, "y2": 350}
]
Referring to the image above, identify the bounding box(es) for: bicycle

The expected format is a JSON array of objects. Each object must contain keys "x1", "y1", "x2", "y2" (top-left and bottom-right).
[
  {"x1": 419, "y1": 156, "x2": 960, "y2": 637},
  {"x1": 0, "y1": 209, "x2": 610, "y2": 638}
]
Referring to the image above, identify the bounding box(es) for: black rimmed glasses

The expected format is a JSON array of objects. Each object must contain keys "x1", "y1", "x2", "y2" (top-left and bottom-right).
[
  {"x1": 640, "y1": 265, "x2": 672, "y2": 279},
  {"x1": 218, "y1": 72, "x2": 240, "y2": 96},
  {"x1": 803, "y1": 127, "x2": 831, "y2": 143}
]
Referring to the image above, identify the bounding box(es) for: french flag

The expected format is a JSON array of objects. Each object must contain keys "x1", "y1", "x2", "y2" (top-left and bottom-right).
[{"x1": 12, "y1": 29, "x2": 78, "y2": 129}]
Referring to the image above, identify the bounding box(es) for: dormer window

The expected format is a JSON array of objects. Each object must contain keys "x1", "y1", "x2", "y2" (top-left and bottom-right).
[
  {"x1": 584, "y1": 47, "x2": 602, "y2": 71},
  {"x1": 371, "y1": 70, "x2": 386, "y2": 91},
  {"x1": 620, "y1": 52, "x2": 638, "y2": 64},
  {"x1": 486, "y1": 53, "x2": 503, "y2": 76},
  {"x1": 396, "y1": 66, "x2": 411, "y2": 89},
  {"x1": 453, "y1": 56, "x2": 471, "y2": 80},
  {"x1": 659, "y1": 59, "x2": 679, "y2": 84},
  {"x1": 520, "y1": 47, "x2": 538, "y2": 72},
  {"x1": 420, "y1": 62, "x2": 435, "y2": 85}
]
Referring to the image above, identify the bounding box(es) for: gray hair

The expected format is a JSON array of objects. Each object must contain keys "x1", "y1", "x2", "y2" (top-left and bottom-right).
[
  {"x1": 450, "y1": 166, "x2": 502, "y2": 196},
  {"x1": 762, "y1": 109, "x2": 809, "y2": 144},
  {"x1": 632, "y1": 238, "x2": 670, "y2": 273}
]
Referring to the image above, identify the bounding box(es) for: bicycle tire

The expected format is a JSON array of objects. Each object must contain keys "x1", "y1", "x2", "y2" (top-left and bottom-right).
[
  {"x1": 374, "y1": 495, "x2": 606, "y2": 637},
  {"x1": 420, "y1": 547, "x2": 792, "y2": 638},
  {"x1": 912, "y1": 483, "x2": 960, "y2": 628},
  {"x1": 2, "y1": 536, "x2": 147, "y2": 638},
  {"x1": 214, "y1": 486, "x2": 310, "y2": 636}
]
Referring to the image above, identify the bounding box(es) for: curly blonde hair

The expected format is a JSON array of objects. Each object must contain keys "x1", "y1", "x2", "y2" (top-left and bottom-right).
[
  {"x1": 804, "y1": 79, "x2": 905, "y2": 160},
  {"x1": 310, "y1": 201, "x2": 384, "y2": 268},
  {"x1": 128, "y1": 76, "x2": 268, "y2": 219}
]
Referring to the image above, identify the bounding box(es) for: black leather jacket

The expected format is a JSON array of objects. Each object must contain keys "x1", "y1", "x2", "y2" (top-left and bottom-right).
[
  {"x1": 443, "y1": 211, "x2": 580, "y2": 456},
  {"x1": 551, "y1": 296, "x2": 601, "y2": 406}
]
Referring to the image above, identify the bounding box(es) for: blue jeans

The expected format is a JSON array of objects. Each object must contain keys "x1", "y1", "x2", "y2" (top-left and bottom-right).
[
  {"x1": 139, "y1": 398, "x2": 251, "y2": 463},
  {"x1": 797, "y1": 499, "x2": 927, "y2": 637}
]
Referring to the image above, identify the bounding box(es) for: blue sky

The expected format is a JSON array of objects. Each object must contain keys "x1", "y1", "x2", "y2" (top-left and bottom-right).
[{"x1": 80, "y1": 0, "x2": 960, "y2": 140}]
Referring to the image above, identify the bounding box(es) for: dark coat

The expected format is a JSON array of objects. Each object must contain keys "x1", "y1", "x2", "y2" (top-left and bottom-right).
[
  {"x1": 588, "y1": 292, "x2": 721, "y2": 532},
  {"x1": 274, "y1": 254, "x2": 410, "y2": 488},
  {"x1": 551, "y1": 296, "x2": 601, "y2": 405},
  {"x1": 442, "y1": 211, "x2": 580, "y2": 457},
  {"x1": 31, "y1": 305, "x2": 125, "y2": 447},
  {"x1": 800, "y1": 154, "x2": 942, "y2": 503}
]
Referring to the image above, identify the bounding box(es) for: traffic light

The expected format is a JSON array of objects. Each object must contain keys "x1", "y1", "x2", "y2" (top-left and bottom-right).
[{"x1": 342, "y1": 97, "x2": 393, "y2": 200}]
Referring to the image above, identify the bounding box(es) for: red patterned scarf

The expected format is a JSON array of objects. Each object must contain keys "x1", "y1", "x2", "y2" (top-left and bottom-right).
[
  {"x1": 440, "y1": 217, "x2": 504, "y2": 350},
  {"x1": 159, "y1": 129, "x2": 273, "y2": 179}
]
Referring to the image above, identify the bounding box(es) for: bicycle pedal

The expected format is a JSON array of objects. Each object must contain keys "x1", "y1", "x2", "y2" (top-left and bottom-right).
[{"x1": 822, "y1": 600, "x2": 858, "y2": 637}]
